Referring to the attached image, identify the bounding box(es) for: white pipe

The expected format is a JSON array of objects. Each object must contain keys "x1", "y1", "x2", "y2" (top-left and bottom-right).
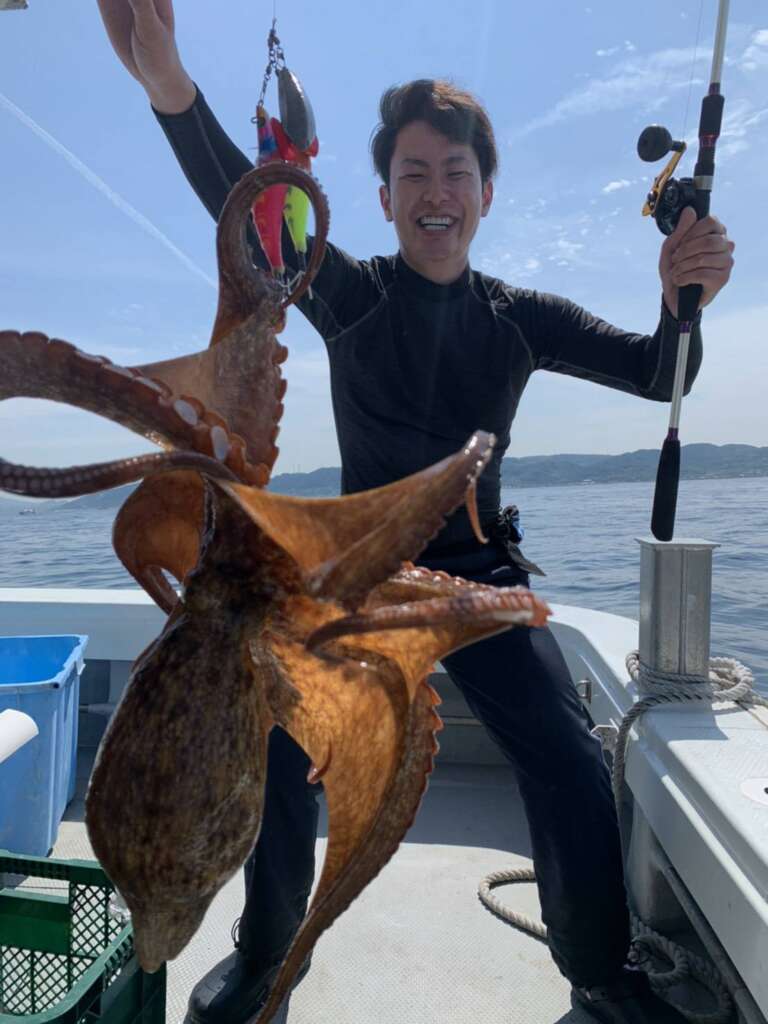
[{"x1": 0, "y1": 709, "x2": 38, "y2": 764}]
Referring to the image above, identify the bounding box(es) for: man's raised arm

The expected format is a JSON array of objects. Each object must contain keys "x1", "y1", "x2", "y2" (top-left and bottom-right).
[
  {"x1": 97, "y1": 0, "x2": 195, "y2": 114},
  {"x1": 96, "y1": 0, "x2": 254, "y2": 223},
  {"x1": 95, "y1": 1, "x2": 371, "y2": 336}
]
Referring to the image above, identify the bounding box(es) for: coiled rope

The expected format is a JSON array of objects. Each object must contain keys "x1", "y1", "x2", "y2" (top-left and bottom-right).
[{"x1": 478, "y1": 654, "x2": 768, "y2": 1023}]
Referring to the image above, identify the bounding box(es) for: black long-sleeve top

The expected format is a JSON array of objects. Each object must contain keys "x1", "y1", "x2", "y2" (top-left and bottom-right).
[{"x1": 154, "y1": 88, "x2": 702, "y2": 551}]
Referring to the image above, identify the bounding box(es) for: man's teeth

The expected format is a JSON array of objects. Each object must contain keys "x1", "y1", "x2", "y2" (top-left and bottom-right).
[{"x1": 419, "y1": 216, "x2": 454, "y2": 231}]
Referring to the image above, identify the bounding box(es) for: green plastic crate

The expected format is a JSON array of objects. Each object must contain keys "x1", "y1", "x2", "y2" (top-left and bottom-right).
[{"x1": 0, "y1": 851, "x2": 166, "y2": 1023}]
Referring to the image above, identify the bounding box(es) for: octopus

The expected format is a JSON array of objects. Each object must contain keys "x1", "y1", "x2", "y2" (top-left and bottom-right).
[{"x1": 0, "y1": 163, "x2": 550, "y2": 1023}]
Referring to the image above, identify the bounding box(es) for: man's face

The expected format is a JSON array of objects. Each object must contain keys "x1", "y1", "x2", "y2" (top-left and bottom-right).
[{"x1": 379, "y1": 120, "x2": 493, "y2": 284}]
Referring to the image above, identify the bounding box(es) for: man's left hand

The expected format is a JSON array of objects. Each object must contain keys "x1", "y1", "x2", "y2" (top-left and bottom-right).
[{"x1": 659, "y1": 206, "x2": 735, "y2": 316}]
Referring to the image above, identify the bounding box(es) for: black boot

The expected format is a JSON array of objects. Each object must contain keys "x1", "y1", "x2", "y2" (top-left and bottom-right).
[
  {"x1": 572, "y1": 965, "x2": 689, "y2": 1023},
  {"x1": 183, "y1": 946, "x2": 311, "y2": 1024}
]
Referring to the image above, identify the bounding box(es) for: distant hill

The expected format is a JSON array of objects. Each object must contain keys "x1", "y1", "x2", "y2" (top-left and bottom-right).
[
  {"x1": 268, "y1": 466, "x2": 341, "y2": 496},
  {"x1": 499, "y1": 443, "x2": 768, "y2": 488},
  {"x1": 4, "y1": 444, "x2": 766, "y2": 511}
]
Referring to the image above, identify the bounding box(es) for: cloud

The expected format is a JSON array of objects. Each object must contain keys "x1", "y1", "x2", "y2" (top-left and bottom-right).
[
  {"x1": 511, "y1": 46, "x2": 709, "y2": 139},
  {"x1": 0, "y1": 92, "x2": 216, "y2": 290},
  {"x1": 478, "y1": 224, "x2": 590, "y2": 279},
  {"x1": 550, "y1": 238, "x2": 585, "y2": 266},
  {"x1": 738, "y1": 28, "x2": 768, "y2": 72},
  {"x1": 597, "y1": 41, "x2": 636, "y2": 58},
  {"x1": 511, "y1": 36, "x2": 768, "y2": 174},
  {"x1": 602, "y1": 179, "x2": 633, "y2": 194},
  {"x1": 716, "y1": 98, "x2": 768, "y2": 162}
]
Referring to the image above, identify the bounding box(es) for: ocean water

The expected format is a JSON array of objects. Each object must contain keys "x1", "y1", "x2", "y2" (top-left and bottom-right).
[{"x1": 0, "y1": 477, "x2": 766, "y2": 692}]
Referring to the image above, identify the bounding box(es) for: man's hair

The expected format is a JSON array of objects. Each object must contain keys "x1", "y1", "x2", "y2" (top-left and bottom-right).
[{"x1": 370, "y1": 79, "x2": 498, "y2": 188}]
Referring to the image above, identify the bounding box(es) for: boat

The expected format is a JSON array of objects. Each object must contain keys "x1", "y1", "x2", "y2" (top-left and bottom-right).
[{"x1": 1, "y1": 532, "x2": 765, "y2": 1024}]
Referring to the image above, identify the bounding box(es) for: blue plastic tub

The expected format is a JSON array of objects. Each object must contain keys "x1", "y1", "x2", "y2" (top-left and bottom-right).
[{"x1": 0, "y1": 635, "x2": 88, "y2": 856}]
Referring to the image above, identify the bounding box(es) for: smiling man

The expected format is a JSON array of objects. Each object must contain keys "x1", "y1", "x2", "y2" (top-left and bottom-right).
[
  {"x1": 379, "y1": 119, "x2": 494, "y2": 283},
  {"x1": 95, "y1": 4, "x2": 735, "y2": 1023}
]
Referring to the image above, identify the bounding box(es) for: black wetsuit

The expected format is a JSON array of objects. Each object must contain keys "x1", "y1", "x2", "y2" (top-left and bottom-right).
[{"x1": 156, "y1": 88, "x2": 702, "y2": 987}]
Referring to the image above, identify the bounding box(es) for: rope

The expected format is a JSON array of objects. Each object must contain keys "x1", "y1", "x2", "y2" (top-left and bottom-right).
[
  {"x1": 613, "y1": 654, "x2": 768, "y2": 809},
  {"x1": 477, "y1": 867, "x2": 544, "y2": 940},
  {"x1": 478, "y1": 654, "x2": 768, "y2": 1023}
]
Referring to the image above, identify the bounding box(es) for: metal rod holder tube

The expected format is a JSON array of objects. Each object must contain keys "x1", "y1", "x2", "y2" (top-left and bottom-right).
[{"x1": 636, "y1": 537, "x2": 719, "y2": 678}]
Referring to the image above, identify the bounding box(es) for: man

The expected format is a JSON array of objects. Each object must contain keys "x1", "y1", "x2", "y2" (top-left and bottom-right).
[{"x1": 96, "y1": 3, "x2": 735, "y2": 1022}]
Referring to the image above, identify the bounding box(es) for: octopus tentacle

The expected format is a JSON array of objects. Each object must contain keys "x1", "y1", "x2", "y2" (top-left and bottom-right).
[
  {"x1": 122, "y1": 166, "x2": 327, "y2": 481},
  {"x1": 304, "y1": 433, "x2": 495, "y2": 606},
  {"x1": 212, "y1": 162, "x2": 329, "y2": 345},
  {"x1": 372, "y1": 563, "x2": 492, "y2": 603},
  {"x1": 256, "y1": 635, "x2": 442, "y2": 1022},
  {"x1": 219, "y1": 431, "x2": 496, "y2": 612},
  {"x1": 112, "y1": 471, "x2": 207, "y2": 615},
  {"x1": 303, "y1": 572, "x2": 551, "y2": 699},
  {"x1": 306, "y1": 587, "x2": 551, "y2": 656},
  {"x1": 0, "y1": 450, "x2": 236, "y2": 499},
  {"x1": 0, "y1": 331, "x2": 268, "y2": 486},
  {"x1": 131, "y1": 320, "x2": 287, "y2": 477}
]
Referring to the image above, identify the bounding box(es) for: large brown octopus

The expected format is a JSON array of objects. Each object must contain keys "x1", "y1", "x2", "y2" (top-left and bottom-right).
[{"x1": 0, "y1": 164, "x2": 549, "y2": 1023}]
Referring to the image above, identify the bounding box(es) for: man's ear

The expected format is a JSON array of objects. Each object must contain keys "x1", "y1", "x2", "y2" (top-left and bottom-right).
[
  {"x1": 481, "y1": 178, "x2": 494, "y2": 218},
  {"x1": 379, "y1": 184, "x2": 393, "y2": 222}
]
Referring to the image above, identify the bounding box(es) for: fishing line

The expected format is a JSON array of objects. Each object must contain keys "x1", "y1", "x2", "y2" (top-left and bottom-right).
[{"x1": 681, "y1": 0, "x2": 706, "y2": 141}]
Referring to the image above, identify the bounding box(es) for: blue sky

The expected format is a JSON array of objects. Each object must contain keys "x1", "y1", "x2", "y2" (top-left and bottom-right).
[{"x1": 1, "y1": 1, "x2": 766, "y2": 473}]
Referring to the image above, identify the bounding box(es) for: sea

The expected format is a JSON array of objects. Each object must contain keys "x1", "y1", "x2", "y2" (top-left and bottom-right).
[{"x1": 0, "y1": 477, "x2": 766, "y2": 693}]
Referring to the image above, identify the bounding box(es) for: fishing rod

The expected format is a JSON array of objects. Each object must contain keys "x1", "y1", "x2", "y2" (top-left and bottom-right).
[{"x1": 637, "y1": 0, "x2": 729, "y2": 542}]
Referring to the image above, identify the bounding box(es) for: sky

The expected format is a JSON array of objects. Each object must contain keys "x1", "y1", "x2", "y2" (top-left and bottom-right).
[{"x1": 1, "y1": 0, "x2": 766, "y2": 473}]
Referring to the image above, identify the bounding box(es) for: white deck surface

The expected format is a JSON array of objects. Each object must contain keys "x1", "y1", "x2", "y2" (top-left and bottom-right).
[{"x1": 58, "y1": 754, "x2": 595, "y2": 1024}]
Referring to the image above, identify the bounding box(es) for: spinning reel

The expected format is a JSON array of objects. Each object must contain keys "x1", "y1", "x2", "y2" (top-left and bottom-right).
[{"x1": 637, "y1": 125, "x2": 697, "y2": 236}]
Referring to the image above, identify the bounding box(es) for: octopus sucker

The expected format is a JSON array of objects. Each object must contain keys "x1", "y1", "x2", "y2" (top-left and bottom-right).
[
  {"x1": 0, "y1": 164, "x2": 551, "y2": 1021},
  {"x1": 173, "y1": 399, "x2": 200, "y2": 426},
  {"x1": 138, "y1": 376, "x2": 166, "y2": 394},
  {"x1": 210, "y1": 425, "x2": 231, "y2": 462},
  {"x1": 103, "y1": 363, "x2": 135, "y2": 379},
  {"x1": 74, "y1": 349, "x2": 109, "y2": 365}
]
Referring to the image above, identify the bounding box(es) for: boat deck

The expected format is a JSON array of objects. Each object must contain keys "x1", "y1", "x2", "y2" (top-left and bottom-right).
[
  {"x1": 5, "y1": 587, "x2": 764, "y2": 1022},
  {"x1": 59, "y1": 752, "x2": 592, "y2": 1024}
]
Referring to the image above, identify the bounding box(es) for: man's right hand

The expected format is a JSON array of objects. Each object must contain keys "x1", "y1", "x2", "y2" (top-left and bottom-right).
[{"x1": 97, "y1": 0, "x2": 196, "y2": 114}]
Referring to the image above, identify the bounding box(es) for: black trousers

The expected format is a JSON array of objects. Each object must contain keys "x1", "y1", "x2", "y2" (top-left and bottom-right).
[{"x1": 237, "y1": 545, "x2": 631, "y2": 988}]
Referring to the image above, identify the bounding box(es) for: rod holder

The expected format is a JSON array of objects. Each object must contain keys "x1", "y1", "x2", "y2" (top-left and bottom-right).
[{"x1": 636, "y1": 537, "x2": 719, "y2": 678}]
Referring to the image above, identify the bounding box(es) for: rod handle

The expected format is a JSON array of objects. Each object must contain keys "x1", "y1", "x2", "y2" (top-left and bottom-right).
[{"x1": 651, "y1": 436, "x2": 680, "y2": 541}]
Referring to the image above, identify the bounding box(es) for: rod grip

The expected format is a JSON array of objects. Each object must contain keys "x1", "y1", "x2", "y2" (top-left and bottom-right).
[
  {"x1": 677, "y1": 283, "x2": 702, "y2": 324},
  {"x1": 651, "y1": 437, "x2": 680, "y2": 541},
  {"x1": 676, "y1": 186, "x2": 710, "y2": 323}
]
